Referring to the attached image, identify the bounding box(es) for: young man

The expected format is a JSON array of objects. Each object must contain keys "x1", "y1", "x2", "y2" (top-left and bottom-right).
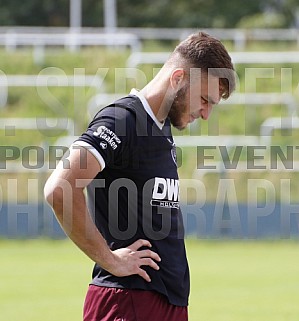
[{"x1": 44, "y1": 31, "x2": 235, "y2": 321}]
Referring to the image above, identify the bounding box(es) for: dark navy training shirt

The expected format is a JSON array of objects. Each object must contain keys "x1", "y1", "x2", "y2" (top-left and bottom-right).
[{"x1": 76, "y1": 93, "x2": 190, "y2": 306}]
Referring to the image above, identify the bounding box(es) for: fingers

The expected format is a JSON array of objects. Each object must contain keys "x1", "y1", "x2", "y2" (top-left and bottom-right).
[
  {"x1": 138, "y1": 249, "x2": 161, "y2": 263},
  {"x1": 111, "y1": 239, "x2": 161, "y2": 282},
  {"x1": 128, "y1": 239, "x2": 161, "y2": 282},
  {"x1": 136, "y1": 257, "x2": 160, "y2": 282},
  {"x1": 128, "y1": 239, "x2": 161, "y2": 263},
  {"x1": 140, "y1": 257, "x2": 160, "y2": 271},
  {"x1": 128, "y1": 239, "x2": 152, "y2": 251},
  {"x1": 137, "y1": 268, "x2": 151, "y2": 282}
]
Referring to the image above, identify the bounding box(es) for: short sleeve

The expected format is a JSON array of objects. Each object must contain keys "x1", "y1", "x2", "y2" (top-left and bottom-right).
[{"x1": 76, "y1": 106, "x2": 135, "y2": 169}]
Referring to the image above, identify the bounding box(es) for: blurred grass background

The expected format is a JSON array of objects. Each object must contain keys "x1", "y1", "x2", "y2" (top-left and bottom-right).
[
  {"x1": 1, "y1": 42, "x2": 299, "y2": 202},
  {"x1": 1, "y1": 239, "x2": 299, "y2": 321}
]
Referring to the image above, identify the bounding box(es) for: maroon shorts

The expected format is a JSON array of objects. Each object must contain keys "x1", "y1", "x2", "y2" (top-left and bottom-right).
[{"x1": 83, "y1": 285, "x2": 188, "y2": 321}]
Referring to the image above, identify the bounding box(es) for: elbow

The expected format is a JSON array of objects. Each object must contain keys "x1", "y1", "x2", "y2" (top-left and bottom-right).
[
  {"x1": 44, "y1": 177, "x2": 72, "y2": 225},
  {"x1": 44, "y1": 179, "x2": 55, "y2": 206},
  {"x1": 44, "y1": 176, "x2": 66, "y2": 210},
  {"x1": 44, "y1": 178, "x2": 70, "y2": 234}
]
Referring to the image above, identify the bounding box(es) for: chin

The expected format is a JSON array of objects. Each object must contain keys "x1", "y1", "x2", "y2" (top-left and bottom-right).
[
  {"x1": 169, "y1": 114, "x2": 188, "y2": 130},
  {"x1": 174, "y1": 123, "x2": 187, "y2": 131}
]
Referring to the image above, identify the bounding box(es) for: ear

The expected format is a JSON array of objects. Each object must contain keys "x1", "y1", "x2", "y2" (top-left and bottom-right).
[{"x1": 170, "y1": 68, "x2": 185, "y2": 91}]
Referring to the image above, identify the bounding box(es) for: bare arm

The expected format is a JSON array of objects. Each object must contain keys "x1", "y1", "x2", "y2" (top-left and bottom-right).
[{"x1": 44, "y1": 145, "x2": 160, "y2": 282}]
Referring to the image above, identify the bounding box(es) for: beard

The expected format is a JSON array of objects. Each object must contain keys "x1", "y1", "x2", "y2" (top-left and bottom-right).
[{"x1": 168, "y1": 85, "x2": 189, "y2": 130}]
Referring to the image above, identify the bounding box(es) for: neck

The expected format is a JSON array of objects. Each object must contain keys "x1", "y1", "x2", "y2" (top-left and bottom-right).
[{"x1": 140, "y1": 77, "x2": 175, "y2": 123}]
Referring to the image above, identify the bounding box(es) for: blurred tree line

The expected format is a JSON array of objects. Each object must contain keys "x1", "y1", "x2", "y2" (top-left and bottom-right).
[{"x1": 1, "y1": 0, "x2": 299, "y2": 28}]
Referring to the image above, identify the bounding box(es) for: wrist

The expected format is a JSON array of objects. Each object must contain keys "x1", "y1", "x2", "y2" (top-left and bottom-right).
[{"x1": 96, "y1": 247, "x2": 117, "y2": 273}]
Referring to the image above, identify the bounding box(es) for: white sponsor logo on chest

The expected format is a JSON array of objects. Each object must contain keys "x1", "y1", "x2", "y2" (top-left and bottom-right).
[{"x1": 151, "y1": 177, "x2": 180, "y2": 209}]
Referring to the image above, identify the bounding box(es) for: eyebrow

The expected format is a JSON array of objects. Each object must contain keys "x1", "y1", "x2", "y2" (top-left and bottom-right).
[{"x1": 203, "y1": 95, "x2": 218, "y2": 105}]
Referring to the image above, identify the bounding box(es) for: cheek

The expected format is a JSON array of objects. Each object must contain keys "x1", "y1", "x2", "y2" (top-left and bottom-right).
[{"x1": 189, "y1": 91, "x2": 202, "y2": 109}]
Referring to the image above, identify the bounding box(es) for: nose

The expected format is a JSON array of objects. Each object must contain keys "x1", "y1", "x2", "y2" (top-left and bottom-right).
[{"x1": 201, "y1": 104, "x2": 213, "y2": 120}]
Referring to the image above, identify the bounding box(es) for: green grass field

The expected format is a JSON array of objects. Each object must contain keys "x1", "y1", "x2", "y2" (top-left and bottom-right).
[{"x1": 1, "y1": 239, "x2": 298, "y2": 321}]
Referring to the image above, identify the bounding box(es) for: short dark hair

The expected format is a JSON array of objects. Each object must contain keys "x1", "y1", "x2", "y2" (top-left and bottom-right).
[{"x1": 170, "y1": 31, "x2": 236, "y2": 99}]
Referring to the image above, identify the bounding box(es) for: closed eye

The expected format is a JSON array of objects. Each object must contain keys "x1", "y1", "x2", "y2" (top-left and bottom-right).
[
  {"x1": 201, "y1": 95, "x2": 218, "y2": 106},
  {"x1": 201, "y1": 96, "x2": 209, "y2": 104}
]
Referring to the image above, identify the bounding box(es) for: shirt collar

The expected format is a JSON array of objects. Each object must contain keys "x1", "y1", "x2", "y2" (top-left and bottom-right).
[{"x1": 130, "y1": 88, "x2": 164, "y2": 130}]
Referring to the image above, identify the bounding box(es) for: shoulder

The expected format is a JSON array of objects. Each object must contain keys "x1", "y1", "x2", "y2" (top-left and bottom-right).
[
  {"x1": 93, "y1": 95, "x2": 141, "y2": 121},
  {"x1": 85, "y1": 96, "x2": 144, "y2": 145},
  {"x1": 90, "y1": 95, "x2": 145, "y2": 137}
]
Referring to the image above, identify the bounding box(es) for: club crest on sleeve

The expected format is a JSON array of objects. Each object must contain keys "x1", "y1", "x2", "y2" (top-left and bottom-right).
[{"x1": 100, "y1": 142, "x2": 107, "y2": 149}]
